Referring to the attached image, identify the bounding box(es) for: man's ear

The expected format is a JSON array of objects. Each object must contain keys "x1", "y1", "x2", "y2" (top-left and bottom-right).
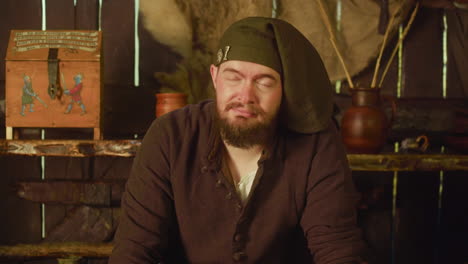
[{"x1": 210, "y1": 64, "x2": 219, "y2": 90}]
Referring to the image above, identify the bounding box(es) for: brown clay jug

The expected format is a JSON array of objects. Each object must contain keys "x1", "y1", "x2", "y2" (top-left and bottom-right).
[
  {"x1": 155, "y1": 93, "x2": 188, "y2": 117},
  {"x1": 341, "y1": 87, "x2": 396, "y2": 153}
]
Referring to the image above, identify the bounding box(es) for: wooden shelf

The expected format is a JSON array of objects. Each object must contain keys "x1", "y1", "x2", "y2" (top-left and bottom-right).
[
  {"x1": 0, "y1": 242, "x2": 112, "y2": 258},
  {"x1": 347, "y1": 154, "x2": 468, "y2": 171},
  {"x1": 1, "y1": 140, "x2": 468, "y2": 171},
  {"x1": 0, "y1": 140, "x2": 141, "y2": 157}
]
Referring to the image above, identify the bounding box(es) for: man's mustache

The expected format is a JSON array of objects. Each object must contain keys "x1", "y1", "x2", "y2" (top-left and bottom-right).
[{"x1": 224, "y1": 102, "x2": 265, "y2": 115}]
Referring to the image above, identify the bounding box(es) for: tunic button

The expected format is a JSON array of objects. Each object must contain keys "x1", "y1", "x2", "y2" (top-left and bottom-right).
[
  {"x1": 232, "y1": 251, "x2": 246, "y2": 261},
  {"x1": 201, "y1": 166, "x2": 208, "y2": 173},
  {"x1": 225, "y1": 192, "x2": 232, "y2": 200},
  {"x1": 215, "y1": 179, "x2": 223, "y2": 188}
]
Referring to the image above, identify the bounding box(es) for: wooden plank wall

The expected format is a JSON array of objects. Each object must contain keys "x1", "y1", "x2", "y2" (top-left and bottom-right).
[
  {"x1": 0, "y1": 1, "x2": 467, "y2": 264},
  {"x1": 0, "y1": 0, "x2": 44, "y2": 251},
  {"x1": 0, "y1": 1, "x2": 172, "y2": 264}
]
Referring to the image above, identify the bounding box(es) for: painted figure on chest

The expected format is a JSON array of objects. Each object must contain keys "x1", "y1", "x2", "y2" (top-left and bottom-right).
[
  {"x1": 20, "y1": 74, "x2": 47, "y2": 116},
  {"x1": 64, "y1": 73, "x2": 87, "y2": 115}
]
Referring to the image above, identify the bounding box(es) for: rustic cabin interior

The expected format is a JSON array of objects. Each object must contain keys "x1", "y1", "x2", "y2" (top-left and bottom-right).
[{"x1": 0, "y1": 0, "x2": 467, "y2": 263}]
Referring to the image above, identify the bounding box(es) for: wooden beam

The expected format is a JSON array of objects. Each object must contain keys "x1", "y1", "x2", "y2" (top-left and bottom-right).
[
  {"x1": 16, "y1": 181, "x2": 124, "y2": 206},
  {"x1": 44, "y1": 206, "x2": 116, "y2": 243},
  {"x1": 2, "y1": 140, "x2": 468, "y2": 171},
  {"x1": 0, "y1": 242, "x2": 112, "y2": 258},
  {"x1": 0, "y1": 140, "x2": 141, "y2": 157},
  {"x1": 348, "y1": 154, "x2": 468, "y2": 171}
]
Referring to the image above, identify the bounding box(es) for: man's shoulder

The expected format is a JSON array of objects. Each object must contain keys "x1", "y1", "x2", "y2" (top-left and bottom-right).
[
  {"x1": 280, "y1": 119, "x2": 341, "y2": 155},
  {"x1": 283, "y1": 119, "x2": 338, "y2": 140}
]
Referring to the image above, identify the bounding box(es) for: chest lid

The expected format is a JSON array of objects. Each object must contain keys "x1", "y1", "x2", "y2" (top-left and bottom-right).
[{"x1": 5, "y1": 30, "x2": 102, "y2": 62}]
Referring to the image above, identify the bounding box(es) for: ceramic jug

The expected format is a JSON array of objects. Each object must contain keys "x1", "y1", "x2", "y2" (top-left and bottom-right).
[{"x1": 341, "y1": 87, "x2": 396, "y2": 153}]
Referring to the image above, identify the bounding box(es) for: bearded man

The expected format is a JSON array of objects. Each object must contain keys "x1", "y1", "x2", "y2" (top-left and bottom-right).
[{"x1": 109, "y1": 17, "x2": 365, "y2": 264}]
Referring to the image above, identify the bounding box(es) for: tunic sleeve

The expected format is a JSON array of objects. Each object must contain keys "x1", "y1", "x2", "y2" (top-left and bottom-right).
[
  {"x1": 68, "y1": 82, "x2": 82, "y2": 94},
  {"x1": 300, "y1": 121, "x2": 366, "y2": 264},
  {"x1": 109, "y1": 118, "x2": 176, "y2": 264}
]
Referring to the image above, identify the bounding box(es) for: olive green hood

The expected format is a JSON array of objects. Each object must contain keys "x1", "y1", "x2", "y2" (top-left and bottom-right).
[{"x1": 215, "y1": 17, "x2": 333, "y2": 134}]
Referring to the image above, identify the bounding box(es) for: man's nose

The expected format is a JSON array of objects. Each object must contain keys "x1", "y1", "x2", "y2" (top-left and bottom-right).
[{"x1": 237, "y1": 81, "x2": 256, "y2": 104}]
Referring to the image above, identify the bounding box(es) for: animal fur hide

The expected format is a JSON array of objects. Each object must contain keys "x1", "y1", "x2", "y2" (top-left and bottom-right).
[{"x1": 140, "y1": 0, "x2": 412, "y2": 103}]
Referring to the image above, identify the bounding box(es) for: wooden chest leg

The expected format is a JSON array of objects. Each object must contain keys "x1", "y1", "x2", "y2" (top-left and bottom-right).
[
  {"x1": 5, "y1": 127, "x2": 18, "y2": 139},
  {"x1": 93, "y1": 127, "x2": 102, "y2": 140},
  {"x1": 6, "y1": 127, "x2": 13, "y2": 140}
]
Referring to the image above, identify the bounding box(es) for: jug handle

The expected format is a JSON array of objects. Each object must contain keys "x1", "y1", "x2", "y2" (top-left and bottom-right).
[{"x1": 382, "y1": 95, "x2": 397, "y2": 130}]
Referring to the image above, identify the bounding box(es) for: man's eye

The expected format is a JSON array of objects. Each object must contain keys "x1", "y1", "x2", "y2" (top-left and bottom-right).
[
  {"x1": 256, "y1": 79, "x2": 274, "y2": 87},
  {"x1": 257, "y1": 82, "x2": 272, "y2": 87},
  {"x1": 223, "y1": 73, "x2": 240, "y2": 81}
]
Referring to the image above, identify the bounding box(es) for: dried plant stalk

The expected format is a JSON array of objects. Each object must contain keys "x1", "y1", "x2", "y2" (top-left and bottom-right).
[
  {"x1": 379, "y1": 2, "x2": 420, "y2": 87},
  {"x1": 315, "y1": 0, "x2": 354, "y2": 88},
  {"x1": 370, "y1": 3, "x2": 403, "y2": 88}
]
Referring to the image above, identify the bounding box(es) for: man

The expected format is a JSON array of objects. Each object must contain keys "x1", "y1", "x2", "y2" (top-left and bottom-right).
[{"x1": 110, "y1": 17, "x2": 365, "y2": 263}]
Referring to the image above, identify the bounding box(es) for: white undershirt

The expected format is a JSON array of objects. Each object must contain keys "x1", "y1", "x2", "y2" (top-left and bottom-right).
[{"x1": 235, "y1": 170, "x2": 257, "y2": 203}]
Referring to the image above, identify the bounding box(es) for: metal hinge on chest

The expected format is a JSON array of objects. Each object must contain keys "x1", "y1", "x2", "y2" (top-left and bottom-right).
[{"x1": 47, "y1": 48, "x2": 62, "y2": 100}]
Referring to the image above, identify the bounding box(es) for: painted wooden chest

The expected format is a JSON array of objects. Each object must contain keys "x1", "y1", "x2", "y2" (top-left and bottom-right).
[{"x1": 5, "y1": 30, "x2": 102, "y2": 139}]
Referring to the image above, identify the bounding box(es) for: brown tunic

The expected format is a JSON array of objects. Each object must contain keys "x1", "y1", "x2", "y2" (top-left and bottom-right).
[{"x1": 109, "y1": 100, "x2": 365, "y2": 264}]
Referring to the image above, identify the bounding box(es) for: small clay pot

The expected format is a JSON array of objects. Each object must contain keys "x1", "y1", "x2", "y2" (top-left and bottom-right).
[
  {"x1": 341, "y1": 87, "x2": 396, "y2": 153},
  {"x1": 155, "y1": 93, "x2": 187, "y2": 117}
]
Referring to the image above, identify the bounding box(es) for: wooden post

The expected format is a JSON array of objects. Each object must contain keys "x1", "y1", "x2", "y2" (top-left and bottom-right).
[{"x1": 93, "y1": 127, "x2": 102, "y2": 140}]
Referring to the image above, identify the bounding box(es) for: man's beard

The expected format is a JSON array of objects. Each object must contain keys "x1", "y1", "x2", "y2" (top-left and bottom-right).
[{"x1": 215, "y1": 101, "x2": 278, "y2": 149}]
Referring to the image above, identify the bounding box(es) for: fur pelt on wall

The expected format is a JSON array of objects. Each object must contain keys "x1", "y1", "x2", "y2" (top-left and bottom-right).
[{"x1": 140, "y1": 0, "x2": 412, "y2": 103}]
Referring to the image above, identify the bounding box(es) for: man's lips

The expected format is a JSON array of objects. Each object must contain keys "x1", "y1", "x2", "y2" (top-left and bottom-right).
[
  {"x1": 225, "y1": 102, "x2": 264, "y2": 118},
  {"x1": 231, "y1": 107, "x2": 256, "y2": 118}
]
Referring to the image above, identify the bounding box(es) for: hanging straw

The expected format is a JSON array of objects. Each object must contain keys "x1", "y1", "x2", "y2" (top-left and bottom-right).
[
  {"x1": 378, "y1": 2, "x2": 420, "y2": 87},
  {"x1": 315, "y1": 0, "x2": 355, "y2": 88}
]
